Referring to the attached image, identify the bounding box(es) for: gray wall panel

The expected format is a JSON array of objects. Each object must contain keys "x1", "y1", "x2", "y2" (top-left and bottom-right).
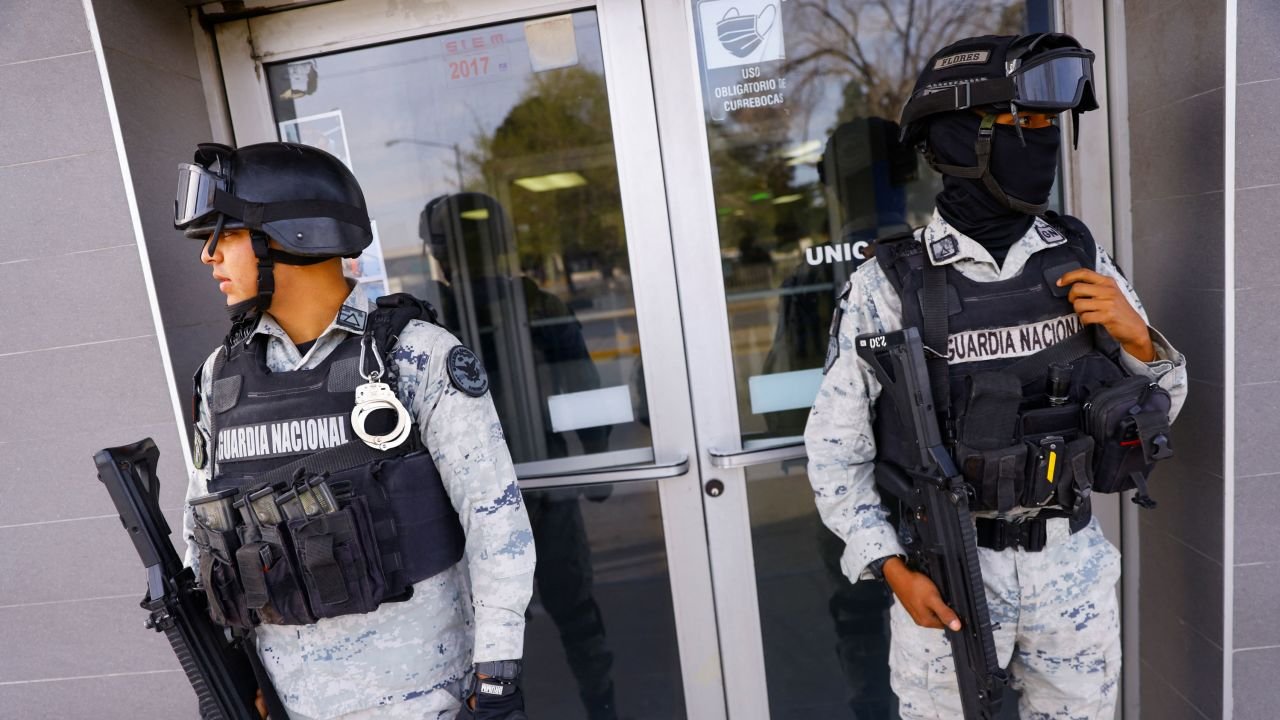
[
  {"x1": 1234, "y1": 647, "x2": 1280, "y2": 720},
  {"x1": 1128, "y1": 89, "x2": 1225, "y2": 203},
  {"x1": 0, "y1": 0, "x2": 91, "y2": 65},
  {"x1": 1235, "y1": 184, "x2": 1280, "y2": 289},
  {"x1": 1238, "y1": 0, "x2": 1280, "y2": 84},
  {"x1": 1122, "y1": 0, "x2": 1225, "y2": 116},
  {"x1": 0, "y1": 596, "x2": 179, "y2": 682},
  {"x1": 1234, "y1": 382, "x2": 1280, "y2": 479},
  {"x1": 0, "y1": 422, "x2": 186, "y2": 526},
  {"x1": 95, "y1": 0, "x2": 201, "y2": 79},
  {"x1": 1232, "y1": 560, "x2": 1280, "y2": 650},
  {"x1": 0, "y1": 51, "x2": 117, "y2": 166},
  {"x1": 1233, "y1": 474, "x2": 1280, "y2": 564},
  {"x1": 1126, "y1": 1, "x2": 1228, "y2": 716},
  {"x1": 1233, "y1": 1, "x2": 1280, "y2": 715},
  {"x1": 1235, "y1": 284, "x2": 1280, "y2": 385},
  {"x1": 0, "y1": 245, "x2": 156, "y2": 356},
  {"x1": 0, "y1": 338, "x2": 173, "y2": 441},
  {"x1": 1138, "y1": 660, "x2": 1214, "y2": 720},
  {"x1": 1234, "y1": 77, "x2": 1280, "y2": 190},
  {"x1": 0, "y1": 150, "x2": 135, "y2": 262},
  {"x1": 1129, "y1": 191, "x2": 1225, "y2": 291},
  {"x1": 0, "y1": 509, "x2": 183, "y2": 608},
  {"x1": 0, "y1": 668, "x2": 196, "y2": 720}
]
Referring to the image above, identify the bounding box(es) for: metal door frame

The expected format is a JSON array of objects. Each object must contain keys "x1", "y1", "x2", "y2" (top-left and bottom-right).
[{"x1": 213, "y1": 2, "x2": 728, "y2": 717}]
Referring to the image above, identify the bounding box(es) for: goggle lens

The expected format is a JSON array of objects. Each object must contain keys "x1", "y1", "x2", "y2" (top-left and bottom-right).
[{"x1": 1014, "y1": 55, "x2": 1094, "y2": 110}]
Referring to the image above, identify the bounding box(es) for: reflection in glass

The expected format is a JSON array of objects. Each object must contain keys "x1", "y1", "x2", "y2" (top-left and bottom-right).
[
  {"x1": 265, "y1": 11, "x2": 649, "y2": 466},
  {"x1": 693, "y1": 0, "x2": 1051, "y2": 440},
  {"x1": 522, "y1": 482, "x2": 686, "y2": 720},
  {"x1": 746, "y1": 462, "x2": 896, "y2": 719},
  {"x1": 265, "y1": 13, "x2": 680, "y2": 719},
  {"x1": 696, "y1": 2, "x2": 1050, "y2": 715}
]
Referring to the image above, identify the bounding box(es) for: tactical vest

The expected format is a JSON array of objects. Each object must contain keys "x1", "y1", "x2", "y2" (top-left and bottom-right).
[
  {"x1": 871, "y1": 217, "x2": 1170, "y2": 544},
  {"x1": 190, "y1": 295, "x2": 466, "y2": 628}
]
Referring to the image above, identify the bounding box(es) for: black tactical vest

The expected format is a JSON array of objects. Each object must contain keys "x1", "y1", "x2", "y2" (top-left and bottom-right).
[
  {"x1": 873, "y1": 218, "x2": 1128, "y2": 532},
  {"x1": 191, "y1": 296, "x2": 466, "y2": 628}
]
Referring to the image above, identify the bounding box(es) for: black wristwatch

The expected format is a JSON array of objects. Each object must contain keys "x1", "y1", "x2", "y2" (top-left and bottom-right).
[
  {"x1": 867, "y1": 554, "x2": 904, "y2": 582},
  {"x1": 473, "y1": 660, "x2": 522, "y2": 698}
]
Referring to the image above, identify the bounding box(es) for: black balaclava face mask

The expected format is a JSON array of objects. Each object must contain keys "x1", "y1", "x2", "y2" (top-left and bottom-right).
[{"x1": 927, "y1": 112, "x2": 1061, "y2": 264}]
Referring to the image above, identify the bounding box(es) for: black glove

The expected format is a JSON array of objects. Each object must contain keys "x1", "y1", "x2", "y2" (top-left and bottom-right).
[{"x1": 458, "y1": 676, "x2": 526, "y2": 720}]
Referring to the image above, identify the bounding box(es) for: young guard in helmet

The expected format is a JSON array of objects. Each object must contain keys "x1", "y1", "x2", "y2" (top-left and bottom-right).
[
  {"x1": 175, "y1": 142, "x2": 535, "y2": 720},
  {"x1": 804, "y1": 34, "x2": 1188, "y2": 718}
]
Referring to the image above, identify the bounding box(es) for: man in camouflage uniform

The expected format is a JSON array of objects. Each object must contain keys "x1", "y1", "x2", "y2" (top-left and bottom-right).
[
  {"x1": 177, "y1": 142, "x2": 534, "y2": 719},
  {"x1": 805, "y1": 34, "x2": 1187, "y2": 719}
]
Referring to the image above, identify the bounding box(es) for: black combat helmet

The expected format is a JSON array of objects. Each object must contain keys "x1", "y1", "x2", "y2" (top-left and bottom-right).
[
  {"x1": 897, "y1": 33, "x2": 1097, "y2": 215},
  {"x1": 174, "y1": 142, "x2": 373, "y2": 315}
]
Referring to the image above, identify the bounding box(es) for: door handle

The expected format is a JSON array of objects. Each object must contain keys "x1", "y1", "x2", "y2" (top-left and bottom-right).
[
  {"x1": 708, "y1": 437, "x2": 807, "y2": 469},
  {"x1": 517, "y1": 455, "x2": 690, "y2": 489}
]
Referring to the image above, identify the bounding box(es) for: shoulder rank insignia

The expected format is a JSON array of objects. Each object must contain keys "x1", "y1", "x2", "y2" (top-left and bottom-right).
[
  {"x1": 929, "y1": 233, "x2": 959, "y2": 262},
  {"x1": 337, "y1": 305, "x2": 368, "y2": 333},
  {"x1": 447, "y1": 346, "x2": 489, "y2": 397},
  {"x1": 1036, "y1": 222, "x2": 1067, "y2": 246}
]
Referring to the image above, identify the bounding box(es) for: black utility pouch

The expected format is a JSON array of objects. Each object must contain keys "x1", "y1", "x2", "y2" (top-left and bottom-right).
[
  {"x1": 955, "y1": 442, "x2": 1027, "y2": 513},
  {"x1": 1018, "y1": 405, "x2": 1088, "y2": 510},
  {"x1": 1085, "y1": 376, "x2": 1173, "y2": 506},
  {"x1": 290, "y1": 497, "x2": 387, "y2": 619},
  {"x1": 193, "y1": 524, "x2": 254, "y2": 629}
]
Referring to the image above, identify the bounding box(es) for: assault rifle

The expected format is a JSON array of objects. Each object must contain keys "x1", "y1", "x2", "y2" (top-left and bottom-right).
[
  {"x1": 856, "y1": 328, "x2": 1009, "y2": 720},
  {"x1": 93, "y1": 438, "x2": 263, "y2": 719}
]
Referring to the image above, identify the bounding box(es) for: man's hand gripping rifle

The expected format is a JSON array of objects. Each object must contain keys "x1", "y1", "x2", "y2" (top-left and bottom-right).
[
  {"x1": 93, "y1": 438, "x2": 265, "y2": 719},
  {"x1": 856, "y1": 328, "x2": 1009, "y2": 720}
]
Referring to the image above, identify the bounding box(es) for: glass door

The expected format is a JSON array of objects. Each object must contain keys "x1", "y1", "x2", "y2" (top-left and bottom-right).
[
  {"x1": 214, "y1": 2, "x2": 724, "y2": 718},
  {"x1": 642, "y1": 1, "x2": 1109, "y2": 719}
]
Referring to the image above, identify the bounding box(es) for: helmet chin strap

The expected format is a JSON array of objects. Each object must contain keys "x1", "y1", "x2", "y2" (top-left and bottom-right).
[{"x1": 923, "y1": 113, "x2": 1049, "y2": 216}]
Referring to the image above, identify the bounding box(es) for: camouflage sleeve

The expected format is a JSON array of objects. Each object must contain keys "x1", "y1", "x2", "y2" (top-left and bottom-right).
[
  {"x1": 415, "y1": 331, "x2": 536, "y2": 662},
  {"x1": 803, "y1": 260, "x2": 907, "y2": 583},
  {"x1": 182, "y1": 349, "x2": 218, "y2": 570},
  {"x1": 1095, "y1": 247, "x2": 1189, "y2": 422}
]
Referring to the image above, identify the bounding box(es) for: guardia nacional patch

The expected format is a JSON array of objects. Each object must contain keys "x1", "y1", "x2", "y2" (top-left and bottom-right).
[
  {"x1": 930, "y1": 233, "x2": 960, "y2": 262},
  {"x1": 447, "y1": 345, "x2": 489, "y2": 397}
]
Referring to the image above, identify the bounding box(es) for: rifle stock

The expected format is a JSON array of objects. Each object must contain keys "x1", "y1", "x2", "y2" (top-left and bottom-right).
[
  {"x1": 858, "y1": 329, "x2": 1009, "y2": 720},
  {"x1": 93, "y1": 438, "x2": 262, "y2": 720}
]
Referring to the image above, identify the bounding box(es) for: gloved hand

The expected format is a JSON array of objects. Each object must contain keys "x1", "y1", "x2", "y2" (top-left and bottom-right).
[{"x1": 457, "y1": 677, "x2": 527, "y2": 720}]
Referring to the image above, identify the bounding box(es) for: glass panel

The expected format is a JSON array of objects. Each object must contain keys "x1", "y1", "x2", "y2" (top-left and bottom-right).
[
  {"x1": 746, "y1": 461, "x2": 896, "y2": 719},
  {"x1": 522, "y1": 482, "x2": 686, "y2": 720},
  {"x1": 747, "y1": 463, "x2": 1022, "y2": 719},
  {"x1": 691, "y1": 0, "x2": 1054, "y2": 440},
  {"x1": 265, "y1": 11, "x2": 650, "y2": 465}
]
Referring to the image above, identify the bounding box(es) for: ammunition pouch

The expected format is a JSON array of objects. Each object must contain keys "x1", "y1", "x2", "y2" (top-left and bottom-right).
[
  {"x1": 199, "y1": 451, "x2": 465, "y2": 627},
  {"x1": 1084, "y1": 375, "x2": 1173, "y2": 507}
]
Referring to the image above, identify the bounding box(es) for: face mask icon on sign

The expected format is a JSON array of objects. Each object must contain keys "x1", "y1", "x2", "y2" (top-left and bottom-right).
[{"x1": 717, "y1": 4, "x2": 778, "y2": 58}]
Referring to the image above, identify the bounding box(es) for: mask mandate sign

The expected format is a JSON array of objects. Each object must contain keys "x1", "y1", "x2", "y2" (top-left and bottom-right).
[{"x1": 696, "y1": 0, "x2": 788, "y2": 121}]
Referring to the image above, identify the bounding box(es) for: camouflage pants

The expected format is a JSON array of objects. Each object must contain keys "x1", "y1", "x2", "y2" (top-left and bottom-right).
[
  {"x1": 889, "y1": 517, "x2": 1122, "y2": 720},
  {"x1": 286, "y1": 677, "x2": 467, "y2": 720}
]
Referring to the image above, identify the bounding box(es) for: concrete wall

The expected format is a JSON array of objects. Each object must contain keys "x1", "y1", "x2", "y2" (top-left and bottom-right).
[
  {"x1": 1231, "y1": 2, "x2": 1280, "y2": 717},
  {"x1": 1125, "y1": 0, "x2": 1227, "y2": 718},
  {"x1": 0, "y1": 0, "x2": 202, "y2": 717}
]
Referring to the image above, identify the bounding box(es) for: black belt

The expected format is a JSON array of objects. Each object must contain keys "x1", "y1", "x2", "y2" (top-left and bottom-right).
[{"x1": 975, "y1": 517, "x2": 1048, "y2": 552}]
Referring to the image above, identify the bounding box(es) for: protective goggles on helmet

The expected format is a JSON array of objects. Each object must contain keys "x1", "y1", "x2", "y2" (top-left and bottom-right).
[
  {"x1": 174, "y1": 161, "x2": 227, "y2": 230},
  {"x1": 1006, "y1": 49, "x2": 1096, "y2": 112}
]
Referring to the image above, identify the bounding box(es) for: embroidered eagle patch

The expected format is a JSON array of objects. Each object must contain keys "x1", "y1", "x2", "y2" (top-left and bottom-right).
[{"x1": 447, "y1": 346, "x2": 489, "y2": 397}]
